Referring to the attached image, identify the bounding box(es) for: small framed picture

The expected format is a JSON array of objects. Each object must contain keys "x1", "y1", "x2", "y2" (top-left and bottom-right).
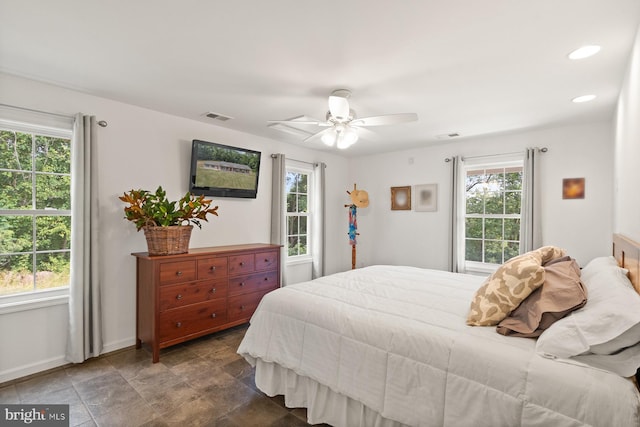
[
  {"x1": 562, "y1": 178, "x2": 585, "y2": 199},
  {"x1": 391, "y1": 186, "x2": 411, "y2": 210},
  {"x1": 415, "y1": 184, "x2": 437, "y2": 212}
]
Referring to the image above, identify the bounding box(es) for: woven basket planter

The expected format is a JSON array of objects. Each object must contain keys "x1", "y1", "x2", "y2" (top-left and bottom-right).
[{"x1": 143, "y1": 225, "x2": 193, "y2": 256}]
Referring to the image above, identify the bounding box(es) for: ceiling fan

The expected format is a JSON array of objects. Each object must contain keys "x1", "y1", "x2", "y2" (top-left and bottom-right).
[{"x1": 268, "y1": 89, "x2": 418, "y2": 149}]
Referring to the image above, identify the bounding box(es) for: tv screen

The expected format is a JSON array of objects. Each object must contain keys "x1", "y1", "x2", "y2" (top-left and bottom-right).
[{"x1": 189, "y1": 139, "x2": 261, "y2": 199}]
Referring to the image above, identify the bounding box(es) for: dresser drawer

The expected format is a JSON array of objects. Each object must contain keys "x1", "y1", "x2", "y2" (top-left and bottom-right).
[
  {"x1": 197, "y1": 257, "x2": 228, "y2": 280},
  {"x1": 228, "y1": 291, "x2": 269, "y2": 322},
  {"x1": 228, "y1": 254, "x2": 255, "y2": 275},
  {"x1": 255, "y1": 250, "x2": 278, "y2": 271},
  {"x1": 228, "y1": 271, "x2": 278, "y2": 296},
  {"x1": 159, "y1": 260, "x2": 196, "y2": 285},
  {"x1": 158, "y1": 299, "x2": 228, "y2": 342},
  {"x1": 159, "y1": 278, "x2": 228, "y2": 311}
]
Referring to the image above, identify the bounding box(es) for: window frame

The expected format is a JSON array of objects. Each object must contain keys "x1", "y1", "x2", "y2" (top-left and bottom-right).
[
  {"x1": 285, "y1": 162, "x2": 313, "y2": 264},
  {"x1": 0, "y1": 119, "x2": 73, "y2": 310},
  {"x1": 462, "y1": 159, "x2": 524, "y2": 274}
]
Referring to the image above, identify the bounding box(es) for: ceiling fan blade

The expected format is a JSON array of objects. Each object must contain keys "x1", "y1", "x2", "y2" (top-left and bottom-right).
[
  {"x1": 350, "y1": 113, "x2": 418, "y2": 127},
  {"x1": 328, "y1": 95, "x2": 350, "y2": 121},
  {"x1": 304, "y1": 127, "x2": 333, "y2": 143},
  {"x1": 351, "y1": 126, "x2": 378, "y2": 140},
  {"x1": 267, "y1": 120, "x2": 323, "y2": 125}
]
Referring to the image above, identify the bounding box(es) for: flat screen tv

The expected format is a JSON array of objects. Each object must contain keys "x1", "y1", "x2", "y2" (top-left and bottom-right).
[{"x1": 189, "y1": 139, "x2": 261, "y2": 199}]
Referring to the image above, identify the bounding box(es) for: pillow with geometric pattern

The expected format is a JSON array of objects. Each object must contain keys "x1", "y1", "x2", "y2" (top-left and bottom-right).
[
  {"x1": 496, "y1": 256, "x2": 587, "y2": 337},
  {"x1": 467, "y1": 246, "x2": 566, "y2": 326}
]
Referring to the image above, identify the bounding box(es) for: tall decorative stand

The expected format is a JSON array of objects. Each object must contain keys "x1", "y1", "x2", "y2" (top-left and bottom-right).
[{"x1": 345, "y1": 184, "x2": 369, "y2": 269}]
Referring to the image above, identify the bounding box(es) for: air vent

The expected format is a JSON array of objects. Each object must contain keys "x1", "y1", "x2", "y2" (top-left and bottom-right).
[
  {"x1": 436, "y1": 132, "x2": 461, "y2": 139},
  {"x1": 203, "y1": 112, "x2": 233, "y2": 121}
]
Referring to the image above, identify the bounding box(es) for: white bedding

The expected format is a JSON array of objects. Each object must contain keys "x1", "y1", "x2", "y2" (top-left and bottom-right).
[{"x1": 237, "y1": 265, "x2": 640, "y2": 427}]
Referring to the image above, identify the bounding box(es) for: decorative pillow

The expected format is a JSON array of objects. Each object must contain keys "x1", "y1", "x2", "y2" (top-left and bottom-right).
[
  {"x1": 536, "y1": 256, "x2": 640, "y2": 374},
  {"x1": 467, "y1": 246, "x2": 566, "y2": 326},
  {"x1": 496, "y1": 256, "x2": 587, "y2": 337}
]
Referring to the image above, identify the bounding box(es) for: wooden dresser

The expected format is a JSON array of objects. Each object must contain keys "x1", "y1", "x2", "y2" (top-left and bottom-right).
[{"x1": 132, "y1": 243, "x2": 281, "y2": 362}]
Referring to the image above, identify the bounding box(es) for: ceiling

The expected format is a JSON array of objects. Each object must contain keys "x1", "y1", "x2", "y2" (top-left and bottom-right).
[{"x1": 1, "y1": 1, "x2": 639, "y2": 157}]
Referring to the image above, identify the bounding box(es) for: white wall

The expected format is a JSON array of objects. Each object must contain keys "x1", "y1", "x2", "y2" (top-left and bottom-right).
[
  {"x1": 0, "y1": 49, "x2": 631, "y2": 382},
  {"x1": 349, "y1": 120, "x2": 614, "y2": 270},
  {"x1": 0, "y1": 73, "x2": 351, "y2": 382},
  {"x1": 614, "y1": 25, "x2": 640, "y2": 242}
]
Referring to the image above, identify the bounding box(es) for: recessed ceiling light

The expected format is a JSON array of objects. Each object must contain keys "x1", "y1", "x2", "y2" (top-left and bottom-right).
[
  {"x1": 572, "y1": 94, "x2": 596, "y2": 103},
  {"x1": 568, "y1": 45, "x2": 601, "y2": 60}
]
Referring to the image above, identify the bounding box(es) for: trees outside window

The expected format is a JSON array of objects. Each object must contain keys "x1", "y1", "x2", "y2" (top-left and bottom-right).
[
  {"x1": 464, "y1": 165, "x2": 523, "y2": 266},
  {"x1": 285, "y1": 169, "x2": 310, "y2": 257},
  {"x1": 0, "y1": 126, "x2": 72, "y2": 296}
]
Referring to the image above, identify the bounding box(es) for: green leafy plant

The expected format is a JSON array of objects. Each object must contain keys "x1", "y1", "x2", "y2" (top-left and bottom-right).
[{"x1": 119, "y1": 186, "x2": 219, "y2": 231}]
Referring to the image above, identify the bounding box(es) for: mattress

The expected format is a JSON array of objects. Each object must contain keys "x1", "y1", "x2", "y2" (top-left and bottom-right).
[{"x1": 238, "y1": 265, "x2": 640, "y2": 426}]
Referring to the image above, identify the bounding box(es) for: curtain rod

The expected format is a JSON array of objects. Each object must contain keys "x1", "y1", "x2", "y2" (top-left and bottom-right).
[
  {"x1": 444, "y1": 147, "x2": 548, "y2": 162},
  {"x1": 270, "y1": 154, "x2": 318, "y2": 166},
  {"x1": 0, "y1": 103, "x2": 108, "y2": 127},
  {"x1": 0, "y1": 103, "x2": 74, "y2": 120}
]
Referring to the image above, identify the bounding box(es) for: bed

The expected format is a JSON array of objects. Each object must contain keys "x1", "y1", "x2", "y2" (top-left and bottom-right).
[{"x1": 237, "y1": 234, "x2": 640, "y2": 427}]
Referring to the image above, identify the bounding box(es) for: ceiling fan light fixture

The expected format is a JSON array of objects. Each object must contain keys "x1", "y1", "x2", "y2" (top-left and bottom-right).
[
  {"x1": 321, "y1": 128, "x2": 337, "y2": 146},
  {"x1": 270, "y1": 89, "x2": 415, "y2": 150},
  {"x1": 336, "y1": 126, "x2": 359, "y2": 149}
]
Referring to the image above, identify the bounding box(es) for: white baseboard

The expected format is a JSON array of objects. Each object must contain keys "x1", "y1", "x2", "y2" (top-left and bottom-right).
[
  {"x1": 102, "y1": 336, "x2": 136, "y2": 354},
  {"x1": 0, "y1": 336, "x2": 137, "y2": 384},
  {"x1": 0, "y1": 356, "x2": 69, "y2": 384}
]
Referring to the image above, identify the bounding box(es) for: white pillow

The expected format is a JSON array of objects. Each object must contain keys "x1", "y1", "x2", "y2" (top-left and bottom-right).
[
  {"x1": 571, "y1": 344, "x2": 640, "y2": 377},
  {"x1": 580, "y1": 255, "x2": 629, "y2": 285},
  {"x1": 536, "y1": 256, "x2": 640, "y2": 375}
]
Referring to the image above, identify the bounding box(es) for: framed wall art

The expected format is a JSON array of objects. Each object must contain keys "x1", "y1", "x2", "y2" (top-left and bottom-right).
[
  {"x1": 562, "y1": 178, "x2": 585, "y2": 199},
  {"x1": 415, "y1": 183, "x2": 437, "y2": 212},
  {"x1": 391, "y1": 186, "x2": 411, "y2": 210}
]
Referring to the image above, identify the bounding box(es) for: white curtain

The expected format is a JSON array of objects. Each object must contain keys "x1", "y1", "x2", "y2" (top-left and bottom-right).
[
  {"x1": 270, "y1": 154, "x2": 287, "y2": 286},
  {"x1": 311, "y1": 162, "x2": 326, "y2": 278},
  {"x1": 521, "y1": 147, "x2": 543, "y2": 251},
  {"x1": 448, "y1": 156, "x2": 465, "y2": 272},
  {"x1": 66, "y1": 114, "x2": 102, "y2": 363}
]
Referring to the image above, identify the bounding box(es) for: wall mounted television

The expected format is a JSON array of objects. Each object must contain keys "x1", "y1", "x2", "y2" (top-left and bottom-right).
[{"x1": 189, "y1": 139, "x2": 261, "y2": 199}]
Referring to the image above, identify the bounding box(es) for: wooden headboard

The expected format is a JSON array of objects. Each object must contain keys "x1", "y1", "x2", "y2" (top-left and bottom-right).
[{"x1": 613, "y1": 234, "x2": 640, "y2": 294}]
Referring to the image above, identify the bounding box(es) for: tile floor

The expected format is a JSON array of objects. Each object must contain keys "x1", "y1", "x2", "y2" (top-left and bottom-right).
[{"x1": 0, "y1": 325, "x2": 323, "y2": 426}]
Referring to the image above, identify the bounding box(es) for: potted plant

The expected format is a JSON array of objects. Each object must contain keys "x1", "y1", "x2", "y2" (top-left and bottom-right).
[{"x1": 119, "y1": 186, "x2": 219, "y2": 255}]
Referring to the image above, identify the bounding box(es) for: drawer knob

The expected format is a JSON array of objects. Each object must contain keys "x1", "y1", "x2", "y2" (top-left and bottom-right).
[
  {"x1": 240, "y1": 305, "x2": 245, "y2": 311},
  {"x1": 209, "y1": 266, "x2": 216, "y2": 272},
  {"x1": 176, "y1": 294, "x2": 183, "y2": 300},
  {"x1": 210, "y1": 288, "x2": 216, "y2": 294},
  {"x1": 264, "y1": 258, "x2": 269, "y2": 262},
  {"x1": 211, "y1": 313, "x2": 216, "y2": 318},
  {"x1": 239, "y1": 282, "x2": 245, "y2": 287},
  {"x1": 239, "y1": 262, "x2": 245, "y2": 266},
  {"x1": 176, "y1": 271, "x2": 183, "y2": 276},
  {"x1": 264, "y1": 277, "x2": 268, "y2": 281},
  {"x1": 176, "y1": 322, "x2": 182, "y2": 328}
]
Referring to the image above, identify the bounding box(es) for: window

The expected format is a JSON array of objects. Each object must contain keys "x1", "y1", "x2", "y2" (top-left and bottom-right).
[
  {"x1": 285, "y1": 167, "x2": 311, "y2": 258},
  {"x1": 464, "y1": 162, "x2": 523, "y2": 269},
  {"x1": 0, "y1": 124, "x2": 72, "y2": 297}
]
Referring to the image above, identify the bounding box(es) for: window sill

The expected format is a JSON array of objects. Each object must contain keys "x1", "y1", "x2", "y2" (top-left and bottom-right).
[
  {"x1": 0, "y1": 288, "x2": 69, "y2": 315},
  {"x1": 464, "y1": 261, "x2": 500, "y2": 276},
  {"x1": 286, "y1": 255, "x2": 313, "y2": 266}
]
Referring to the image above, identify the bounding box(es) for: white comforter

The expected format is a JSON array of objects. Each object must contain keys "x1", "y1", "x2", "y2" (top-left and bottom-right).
[{"x1": 238, "y1": 265, "x2": 640, "y2": 427}]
